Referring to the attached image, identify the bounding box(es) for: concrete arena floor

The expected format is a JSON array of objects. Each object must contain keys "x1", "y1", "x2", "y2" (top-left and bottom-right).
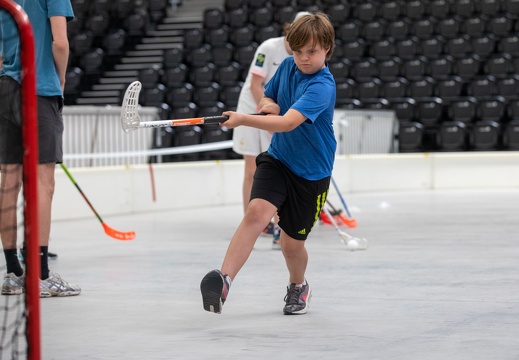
[{"x1": 39, "y1": 189, "x2": 519, "y2": 360}]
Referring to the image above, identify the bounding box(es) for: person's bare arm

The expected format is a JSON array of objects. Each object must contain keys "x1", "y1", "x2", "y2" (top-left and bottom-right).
[
  {"x1": 249, "y1": 73, "x2": 265, "y2": 107},
  {"x1": 49, "y1": 16, "x2": 69, "y2": 92}
]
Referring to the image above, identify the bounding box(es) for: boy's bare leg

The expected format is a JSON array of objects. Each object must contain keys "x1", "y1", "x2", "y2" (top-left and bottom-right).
[
  {"x1": 0, "y1": 164, "x2": 23, "y2": 249},
  {"x1": 37, "y1": 163, "x2": 55, "y2": 248},
  {"x1": 241, "y1": 155, "x2": 256, "y2": 214},
  {"x1": 280, "y1": 233, "x2": 307, "y2": 285},
  {"x1": 221, "y1": 198, "x2": 277, "y2": 279}
]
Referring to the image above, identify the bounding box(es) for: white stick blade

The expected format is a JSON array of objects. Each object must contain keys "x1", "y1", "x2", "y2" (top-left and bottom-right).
[{"x1": 121, "y1": 81, "x2": 142, "y2": 133}]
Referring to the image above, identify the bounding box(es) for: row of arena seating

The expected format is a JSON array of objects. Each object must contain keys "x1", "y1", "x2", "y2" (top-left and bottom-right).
[{"x1": 64, "y1": 0, "x2": 519, "y2": 158}]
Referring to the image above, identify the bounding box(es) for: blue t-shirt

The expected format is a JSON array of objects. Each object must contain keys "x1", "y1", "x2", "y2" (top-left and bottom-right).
[
  {"x1": 0, "y1": 0, "x2": 74, "y2": 96},
  {"x1": 264, "y1": 56, "x2": 337, "y2": 181}
]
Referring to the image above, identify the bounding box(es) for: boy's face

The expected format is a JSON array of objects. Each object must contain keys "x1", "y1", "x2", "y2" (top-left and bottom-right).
[{"x1": 292, "y1": 41, "x2": 329, "y2": 75}]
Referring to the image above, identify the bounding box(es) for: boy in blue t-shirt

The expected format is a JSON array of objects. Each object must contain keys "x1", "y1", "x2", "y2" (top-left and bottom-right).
[{"x1": 201, "y1": 12, "x2": 336, "y2": 315}]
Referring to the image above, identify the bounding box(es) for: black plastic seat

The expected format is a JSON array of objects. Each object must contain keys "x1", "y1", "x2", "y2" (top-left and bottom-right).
[
  {"x1": 396, "y1": 37, "x2": 420, "y2": 60},
  {"x1": 85, "y1": 12, "x2": 110, "y2": 37},
  {"x1": 417, "y1": 97, "x2": 444, "y2": 126},
  {"x1": 212, "y1": 43, "x2": 234, "y2": 67},
  {"x1": 470, "y1": 120, "x2": 501, "y2": 150},
  {"x1": 337, "y1": 20, "x2": 362, "y2": 42},
  {"x1": 448, "y1": 96, "x2": 478, "y2": 123},
  {"x1": 406, "y1": 0, "x2": 426, "y2": 19},
  {"x1": 342, "y1": 39, "x2": 367, "y2": 62},
  {"x1": 454, "y1": 55, "x2": 481, "y2": 81},
  {"x1": 486, "y1": 15, "x2": 514, "y2": 37},
  {"x1": 445, "y1": 35, "x2": 472, "y2": 58},
  {"x1": 412, "y1": 17, "x2": 436, "y2": 39},
  {"x1": 189, "y1": 63, "x2": 217, "y2": 87},
  {"x1": 428, "y1": 0, "x2": 451, "y2": 19},
  {"x1": 387, "y1": 19, "x2": 411, "y2": 41},
  {"x1": 478, "y1": 95, "x2": 507, "y2": 121},
  {"x1": 205, "y1": 26, "x2": 230, "y2": 48},
  {"x1": 193, "y1": 83, "x2": 222, "y2": 107},
  {"x1": 435, "y1": 76, "x2": 464, "y2": 100},
  {"x1": 399, "y1": 121, "x2": 425, "y2": 152},
  {"x1": 391, "y1": 97, "x2": 417, "y2": 122},
  {"x1": 185, "y1": 44, "x2": 212, "y2": 68},
  {"x1": 467, "y1": 75, "x2": 498, "y2": 99},
  {"x1": 362, "y1": 98, "x2": 391, "y2": 110},
  {"x1": 250, "y1": 6, "x2": 273, "y2": 27},
  {"x1": 203, "y1": 8, "x2": 224, "y2": 29},
  {"x1": 354, "y1": 3, "x2": 377, "y2": 22},
  {"x1": 141, "y1": 84, "x2": 166, "y2": 107},
  {"x1": 102, "y1": 29, "x2": 126, "y2": 56},
  {"x1": 171, "y1": 102, "x2": 198, "y2": 120},
  {"x1": 71, "y1": 31, "x2": 94, "y2": 57},
  {"x1": 362, "y1": 20, "x2": 386, "y2": 42},
  {"x1": 437, "y1": 121, "x2": 468, "y2": 151},
  {"x1": 370, "y1": 38, "x2": 396, "y2": 60},
  {"x1": 497, "y1": 75, "x2": 519, "y2": 100},
  {"x1": 409, "y1": 77, "x2": 436, "y2": 99},
  {"x1": 67, "y1": 17, "x2": 84, "y2": 37},
  {"x1": 336, "y1": 79, "x2": 356, "y2": 105},
  {"x1": 356, "y1": 78, "x2": 383, "y2": 100},
  {"x1": 123, "y1": 10, "x2": 147, "y2": 36},
  {"x1": 224, "y1": 0, "x2": 242, "y2": 10},
  {"x1": 198, "y1": 101, "x2": 225, "y2": 118},
  {"x1": 383, "y1": 77, "x2": 408, "y2": 100},
  {"x1": 503, "y1": 119, "x2": 519, "y2": 149},
  {"x1": 273, "y1": 6, "x2": 297, "y2": 24},
  {"x1": 484, "y1": 54, "x2": 513, "y2": 78},
  {"x1": 328, "y1": 3, "x2": 351, "y2": 27},
  {"x1": 420, "y1": 36, "x2": 444, "y2": 59},
  {"x1": 162, "y1": 64, "x2": 188, "y2": 88},
  {"x1": 507, "y1": 98, "x2": 519, "y2": 120},
  {"x1": 163, "y1": 47, "x2": 184, "y2": 69},
  {"x1": 233, "y1": 43, "x2": 258, "y2": 68},
  {"x1": 230, "y1": 25, "x2": 255, "y2": 47},
  {"x1": 271, "y1": 0, "x2": 292, "y2": 7},
  {"x1": 166, "y1": 83, "x2": 194, "y2": 106},
  {"x1": 215, "y1": 62, "x2": 241, "y2": 87},
  {"x1": 436, "y1": 17, "x2": 461, "y2": 39},
  {"x1": 200, "y1": 126, "x2": 231, "y2": 160},
  {"x1": 254, "y1": 24, "x2": 281, "y2": 44},
  {"x1": 452, "y1": 0, "x2": 475, "y2": 18},
  {"x1": 219, "y1": 84, "x2": 243, "y2": 108},
  {"x1": 472, "y1": 34, "x2": 497, "y2": 58},
  {"x1": 378, "y1": 57, "x2": 402, "y2": 81},
  {"x1": 462, "y1": 17, "x2": 487, "y2": 38},
  {"x1": 248, "y1": 0, "x2": 268, "y2": 9},
  {"x1": 429, "y1": 55, "x2": 454, "y2": 80},
  {"x1": 350, "y1": 58, "x2": 377, "y2": 80},
  {"x1": 499, "y1": 34, "x2": 519, "y2": 56},
  {"x1": 64, "y1": 67, "x2": 83, "y2": 100},
  {"x1": 184, "y1": 28, "x2": 204, "y2": 49},
  {"x1": 227, "y1": 7, "x2": 248, "y2": 28},
  {"x1": 380, "y1": 1, "x2": 401, "y2": 21},
  {"x1": 402, "y1": 56, "x2": 429, "y2": 81},
  {"x1": 478, "y1": 0, "x2": 502, "y2": 16},
  {"x1": 80, "y1": 48, "x2": 104, "y2": 75},
  {"x1": 173, "y1": 126, "x2": 203, "y2": 161},
  {"x1": 138, "y1": 64, "x2": 161, "y2": 89},
  {"x1": 329, "y1": 59, "x2": 350, "y2": 82},
  {"x1": 503, "y1": 0, "x2": 519, "y2": 16}
]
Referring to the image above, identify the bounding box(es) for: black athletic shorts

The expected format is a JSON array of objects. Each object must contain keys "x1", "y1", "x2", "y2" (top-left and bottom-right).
[
  {"x1": 0, "y1": 76, "x2": 64, "y2": 164},
  {"x1": 251, "y1": 152, "x2": 330, "y2": 240}
]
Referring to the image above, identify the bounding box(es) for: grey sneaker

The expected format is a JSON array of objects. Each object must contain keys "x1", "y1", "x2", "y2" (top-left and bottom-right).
[
  {"x1": 1, "y1": 273, "x2": 25, "y2": 295},
  {"x1": 283, "y1": 281, "x2": 312, "y2": 315},
  {"x1": 39, "y1": 272, "x2": 81, "y2": 298}
]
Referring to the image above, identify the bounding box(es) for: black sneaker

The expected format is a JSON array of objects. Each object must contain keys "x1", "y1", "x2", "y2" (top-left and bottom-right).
[
  {"x1": 200, "y1": 269, "x2": 231, "y2": 314},
  {"x1": 283, "y1": 281, "x2": 312, "y2": 315}
]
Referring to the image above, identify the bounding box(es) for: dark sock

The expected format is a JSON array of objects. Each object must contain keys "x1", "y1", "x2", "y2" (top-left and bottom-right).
[
  {"x1": 4, "y1": 249, "x2": 23, "y2": 276},
  {"x1": 40, "y1": 246, "x2": 49, "y2": 280}
]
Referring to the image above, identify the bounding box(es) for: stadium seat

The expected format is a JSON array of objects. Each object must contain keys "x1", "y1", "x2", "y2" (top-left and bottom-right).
[
  {"x1": 250, "y1": 6, "x2": 274, "y2": 28},
  {"x1": 406, "y1": 0, "x2": 426, "y2": 19},
  {"x1": 189, "y1": 63, "x2": 217, "y2": 87},
  {"x1": 198, "y1": 101, "x2": 225, "y2": 118},
  {"x1": 212, "y1": 43, "x2": 234, "y2": 67},
  {"x1": 503, "y1": 119, "x2": 519, "y2": 149},
  {"x1": 336, "y1": 79, "x2": 356, "y2": 105},
  {"x1": 454, "y1": 55, "x2": 481, "y2": 81},
  {"x1": 64, "y1": 67, "x2": 83, "y2": 102},
  {"x1": 219, "y1": 83, "x2": 243, "y2": 108},
  {"x1": 271, "y1": 0, "x2": 292, "y2": 7},
  {"x1": 507, "y1": 98, "x2": 519, "y2": 120},
  {"x1": 467, "y1": 75, "x2": 497, "y2": 99},
  {"x1": 273, "y1": 5, "x2": 297, "y2": 24},
  {"x1": 67, "y1": 17, "x2": 84, "y2": 37},
  {"x1": 182, "y1": 29, "x2": 204, "y2": 50},
  {"x1": 71, "y1": 31, "x2": 94, "y2": 57},
  {"x1": 378, "y1": 57, "x2": 402, "y2": 81},
  {"x1": 354, "y1": 2, "x2": 377, "y2": 22},
  {"x1": 193, "y1": 82, "x2": 222, "y2": 107},
  {"x1": 233, "y1": 43, "x2": 258, "y2": 68},
  {"x1": 337, "y1": 20, "x2": 362, "y2": 43},
  {"x1": 138, "y1": 65, "x2": 161, "y2": 89},
  {"x1": 71, "y1": 0, "x2": 89, "y2": 14},
  {"x1": 224, "y1": 0, "x2": 242, "y2": 10},
  {"x1": 486, "y1": 15, "x2": 514, "y2": 38},
  {"x1": 435, "y1": 76, "x2": 464, "y2": 100},
  {"x1": 448, "y1": 97, "x2": 478, "y2": 123},
  {"x1": 102, "y1": 29, "x2": 126, "y2": 56},
  {"x1": 166, "y1": 83, "x2": 194, "y2": 106},
  {"x1": 437, "y1": 121, "x2": 468, "y2": 151},
  {"x1": 342, "y1": 39, "x2": 367, "y2": 62},
  {"x1": 356, "y1": 78, "x2": 383, "y2": 100},
  {"x1": 200, "y1": 126, "x2": 231, "y2": 160},
  {"x1": 497, "y1": 76, "x2": 519, "y2": 100},
  {"x1": 215, "y1": 62, "x2": 241, "y2": 87},
  {"x1": 362, "y1": 20, "x2": 386, "y2": 42},
  {"x1": 402, "y1": 56, "x2": 428, "y2": 80},
  {"x1": 328, "y1": 3, "x2": 351, "y2": 27},
  {"x1": 396, "y1": 37, "x2": 420, "y2": 60},
  {"x1": 350, "y1": 58, "x2": 377, "y2": 80},
  {"x1": 248, "y1": 0, "x2": 268, "y2": 9},
  {"x1": 398, "y1": 121, "x2": 425, "y2": 152},
  {"x1": 417, "y1": 97, "x2": 444, "y2": 126},
  {"x1": 361, "y1": 98, "x2": 391, "y2": 110},
  {"x1": 141, "y1": 84, "x2": 167, "y2": 107},
  {"x1": 113, "y1": 0, "x2": 133, "y2": 19},
  {"x1": 80, "y1": 47, "x2": 104, "y2": 75},
  {"x1": 408, "y1": 77, "x2": 436, "y2": 98},
  {"x1": 478, "y1": 0, "x2": 502, "y2": 16},
  {"x1": 503, "y1": 0, "x2": 519, "y2": 16},
  {"x1": 84, "y1": 12, "x2": 110, "y2": 37},
  {"x1": 171, "y1": 102, "x2": 198, "y2": 120},
  {"x1": 230, "y1": 25, "x2": 255, "y2": 47},
  {"x1": 370, "y1": 38, "x2": 396, "y2": 60},
  {"x1": 380, "y1": 1, "x2": 401, "y2": 21},
  {"x1": 429, "y1": 55, "x2": 454, "y2": 80},
  {"x1": 185, "y1": 44, "x2": 212, "y2": 68},
  {"x1": 472, "y1": 34, "x2": 497, "y2": 58},
  {"x1": 391, "y1": 97, "x2": 417, "y2": 122},
  {"x1": 124, "y1": 10, "x2": 147, "y2": 36},
  {"x1": 227, "y1": 7, "x2": 248, "y2": 28},
  {"x1": 163, "y1": 47, "x2": 184, "y2": 69},
  {"x1": 477, "y1": 96, "x2": 507, "y2": 122},
  {"x1": 498, "y1": 34, "x2": 519, "y2": 56},
  {"x1": 445, "y1": 35, "x2": 472, "y2": 58},
  {"x1": 329, "y1": 59, "x2": 350, "y2": 82},
  {"x1": 462, "y1": 16, "x2": 487, "y2": 38},
  {"x1": 483, "y1": 54, "x2": 513, "y2": 78},
  {"x1": 470, "y1": 120, "x2": 501, "y2": 150},
  {"x1": 203, "y1": 8, "x2": 224, "y2": 29},
  {"x1": 383, "y1": 77, "x2": 408, "y2": 100},
  {"x1": 255, "y1": 24, "x2": 281, "y2": 44},
  {"x1": 91, "y1": 0, "x2": 110, "y2": 14},
  {"x1": 411, "y1": 17, "x2": 436, "y2": 39},
  {"x1": 419, "y1": 36, "x2": 445, "y2": 59},
  {"x1": 436, "y1": 17, "x2": 460, "y2": 39},
  {"x1": 173, "y1": 126, "x2": 203, "y2": 162},
  {"x1": 452, "y1": 0, "x2": 475, "y2": 18},
  {"x1": 205, "y1": 26, "x2": 230, "y2": 48},
  {"x1": 428, "y1": 0, "x2": 451, "y2": 20},
  {"x1": 162, "y1": 64, "x2": 188, "y2": 88},
  {"x1": 387, "y1": 19, "x2": 411, "y2": 41}
]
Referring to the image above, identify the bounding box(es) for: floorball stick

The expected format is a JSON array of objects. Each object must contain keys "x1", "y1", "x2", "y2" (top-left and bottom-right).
[
  {"x1": 60, "y1": 163, "x2": 136, "y2": 240},
  {"x1": 331, "y1": 176, "x2": 357, "y2": 226},
  {"x1": 120, "y1": 81, "x2": 228, "y2": 133},
  {"x1": 326, "y1": 199, "x2": 357, "y2": 228},
  {"x1": 322, "y1": 206, "x2": 368, "y2": 251}
]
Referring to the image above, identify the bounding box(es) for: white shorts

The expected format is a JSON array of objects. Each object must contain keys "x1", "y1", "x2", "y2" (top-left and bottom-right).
[{"x1": 232, "y1": 126, "x2": 273, "y2": 156}]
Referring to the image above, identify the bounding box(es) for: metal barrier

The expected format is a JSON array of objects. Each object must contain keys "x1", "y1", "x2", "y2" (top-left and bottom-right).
[
  {"x1": 334, "y1": 109, "x2": 398, "y2": 155},
  {"x1": 62, "y1": 106, "x2": 157, "y2": 167}
]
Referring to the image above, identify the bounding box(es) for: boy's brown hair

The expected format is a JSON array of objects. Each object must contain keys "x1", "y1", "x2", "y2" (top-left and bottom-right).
[{"x1": 285, "y1": 12, "x2": 335, "y2": 61}]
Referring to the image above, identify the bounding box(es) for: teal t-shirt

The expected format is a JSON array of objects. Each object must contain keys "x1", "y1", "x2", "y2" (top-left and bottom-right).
[{"x1": 0, "y1": 0, "x2": 74, "y2": 96}]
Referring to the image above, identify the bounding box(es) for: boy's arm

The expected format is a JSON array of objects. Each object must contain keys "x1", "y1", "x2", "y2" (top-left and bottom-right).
[{"x1": 49, "y1": 15, "x2": 69, "y2": 92}]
